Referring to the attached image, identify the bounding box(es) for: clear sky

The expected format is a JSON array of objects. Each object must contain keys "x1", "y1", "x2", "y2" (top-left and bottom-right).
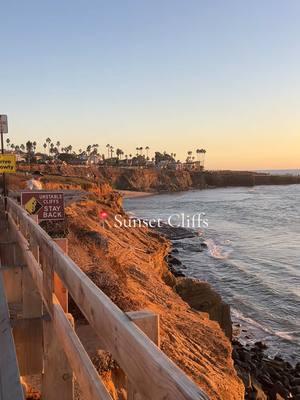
[{"x1": 1, "y1": 0, "x2": 300, "y2": 169}]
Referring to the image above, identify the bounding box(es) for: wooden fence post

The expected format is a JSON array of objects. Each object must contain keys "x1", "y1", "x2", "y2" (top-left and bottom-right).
[
  {"x1": 42, "y1": 237, "x2": 74, "y2": 400},
  {"x1": 14, "y1": 214, "x2": 43, "y2": 376},
  {"x1": 23, "y1": 215, "x2": 42, "y2": 317},
  {"x1": 126, "y1": 311, "x2": 160, "y2": 400}
]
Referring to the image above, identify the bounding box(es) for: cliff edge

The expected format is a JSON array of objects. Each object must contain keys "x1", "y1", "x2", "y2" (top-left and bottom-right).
[{"x1": 65, "y1": 194, "x2": 244, "y2": 399}]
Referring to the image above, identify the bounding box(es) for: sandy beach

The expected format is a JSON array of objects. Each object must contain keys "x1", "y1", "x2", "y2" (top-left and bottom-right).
[{"x1": 118, "y1": 190, "x2": 157, "y2": 199}]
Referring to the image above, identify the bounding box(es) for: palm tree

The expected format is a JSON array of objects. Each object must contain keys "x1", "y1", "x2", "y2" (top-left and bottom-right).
[
  {"x1": 200, "y1": 149, "x2": 206, "y2": 167},
  {"x1": 20, "y1": 144, "x2": 25, "y2": 152},
  {"x1": 106, "y1": 144, "x2": 110, "y2": 158},
  {"x1": 6, "y1": 138, "x2": 10, "y2": 150},
  {"x1": 145, "y1": 146, "x2": 150, "y2": 159},
  {"x1": 110, "y1": 145, "x2": 114, "y2": 158},
  {"x1": 140, "y1": 147, "x2": 143, "y2": 156},
  {"x1": 43, "y1": 143, "x2": 47, "y2": 153},
  {"x1": 92, "y1": 144, "x2": 99, "y2": 155},
  {"x1": 50, "y1": 145, "x2": 56, "y2": 155},
  {"x1": 33, "y1": 141, "x2": 37, "y2": 154},
  {"x1": 86, "y1": 145, "x2": 92, "y2": 156},
  {"x1": 56, "y1": 141, "x2": 61, "y2": 153},
  {"x1": 187, "y1": 151, "x2": 193, "y2": 163},
  {"x1": 46, "y1": 137, "x2": 51, "y2": 154},
  {"x1": 116, "y1": 148, "x2": 123, "y2": 159},
  {"x1": 49, "y1": 143, "x2": 55, "y2": 156},
  {"x1": 26, "y1": 141, "x2": 33, "y2": 153},
  {"x1": 26, "y1": 141, "x2": 33, "y2": 164}
]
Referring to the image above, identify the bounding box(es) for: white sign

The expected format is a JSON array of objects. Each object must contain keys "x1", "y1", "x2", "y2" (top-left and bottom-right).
[{"x1": 0, "y1": 115, "x2": 8, "y2": 133}]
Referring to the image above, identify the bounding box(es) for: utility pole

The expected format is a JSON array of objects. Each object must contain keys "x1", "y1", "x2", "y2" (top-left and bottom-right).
[{"x1": 0, "y1": 115, "x2": 8, "y2": 211}]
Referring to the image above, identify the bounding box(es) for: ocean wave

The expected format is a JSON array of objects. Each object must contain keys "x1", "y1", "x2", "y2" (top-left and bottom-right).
[
  {"x1": 232, "y1": 309, "x2": 298, "y2": 342},
  {"x1": 232, "y1": 308, "x2": 273, "y2": 335},
  {"x1": 204, "y1": 238, "x2": 231, "y2": 260},
  {"x1": 275, "y1": 331, "x2": 299, "y2": 342}
]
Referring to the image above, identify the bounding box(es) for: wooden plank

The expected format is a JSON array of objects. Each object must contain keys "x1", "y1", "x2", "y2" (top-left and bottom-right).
[
  {"x1": 42, "y1": 313, "x2": 74, "y2": 400},
  {"x1": 0, "y1": 272, "x2": 25, "y2": 400},
  {"x1": 7, "y1": 214, "x2": 111, "y2": 400},
  {"x1": 51, "y1": 299, "x2": 111, "y2": 400},
  {"x1": 127, "y1": 311, "x2": 160, "y2": 400},
  {"x1": 17, "y1": 213, "x2": 43, "y2": 375},
  {"x1": 54, "y1": 238, "x2": 68, "y2": 312},
  {"x1": 29, "y1": 215, "x2": 39, "y2": 263},
  {"x1": 23, "y1": 215, "x2": 42, "y2": 318},
  {"x1": 0, "y1": 241, "x2": 17, "y2": 267},
  {"x1": 12, "y1": 318, "x2": 43, "y2": 376},
  {"x1": 1, "y1": 267, "x2": 22, "y2": 303},
  {"x1": 41, "y1": 244, "x2": 54, "y2": 316},
  {"x1": 22, "y1": 267, "x2": 43, "y2": 318},
  {"x1": 7, "y1": 199, "x2": 209, "y2": 400}
]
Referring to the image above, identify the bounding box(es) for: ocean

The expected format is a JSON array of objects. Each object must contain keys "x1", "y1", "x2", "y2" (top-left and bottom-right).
[{"x1": 124, "y1": 183, "x2": 300, "y2": 362}]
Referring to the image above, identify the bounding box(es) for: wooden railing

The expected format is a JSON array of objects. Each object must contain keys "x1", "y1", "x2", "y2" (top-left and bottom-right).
[
  {"x1": 1, "y1": 197, "x2": 209, "y2": 400},
  {"x1": 0, "y1": 272, "x2": 24, "y2": 400}
]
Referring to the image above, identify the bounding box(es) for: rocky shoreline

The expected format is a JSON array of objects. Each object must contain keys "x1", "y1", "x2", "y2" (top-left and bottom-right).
[
  {"x1": 155, "y1": 222, "x2": 299, "y2": 400},
  {"x1": 233, "y1": 340, "x2": 300, "y2": 399}
]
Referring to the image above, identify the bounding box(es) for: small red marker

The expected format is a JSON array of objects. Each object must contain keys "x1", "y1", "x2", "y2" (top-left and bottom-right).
[{"x1": 99, "y1": 211, "x2": 108, "y2": 220}]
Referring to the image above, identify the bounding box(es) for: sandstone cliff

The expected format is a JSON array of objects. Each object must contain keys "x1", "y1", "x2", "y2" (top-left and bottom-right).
[
  {"x1": 16, "y1": 164, "x2": 300, "y2": 193},
  {"x1": 65, "y1": 195, "x2": 244, "y2": 399},
  {"x1": 8, "y1": 172, "x2": 245, "y2": 399}
]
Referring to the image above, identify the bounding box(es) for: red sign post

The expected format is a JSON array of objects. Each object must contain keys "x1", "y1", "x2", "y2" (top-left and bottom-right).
[{"x1": 21, "y1": 191, "x2": 65, "y2": 221}]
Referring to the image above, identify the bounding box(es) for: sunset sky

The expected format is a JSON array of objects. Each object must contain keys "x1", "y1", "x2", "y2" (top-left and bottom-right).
[{"x1": 1, "y1": 1, "x2": 300, "y2": 170}]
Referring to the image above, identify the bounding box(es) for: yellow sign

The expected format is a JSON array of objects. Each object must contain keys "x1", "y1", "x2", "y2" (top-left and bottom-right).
[
  {"x1": 24, "y1": 197, "x2": 43, "y2": 215},
  {"x1": 0, "y1": 154, "x2": 16, "y2": 173}
]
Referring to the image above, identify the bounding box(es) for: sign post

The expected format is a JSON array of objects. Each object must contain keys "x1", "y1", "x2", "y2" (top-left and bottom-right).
[{"x1": 0, "y1": 115, "x2": 9, "y2": 210}]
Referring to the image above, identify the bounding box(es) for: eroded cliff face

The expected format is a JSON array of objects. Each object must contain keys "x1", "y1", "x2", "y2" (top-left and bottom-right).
[
  {"x1": 16, "y1": 164, "x2": 300, "y2": 193},
  {"x1": 8, "y1": 172, "x2": 244, "y2": 398},
  {"x1": 100, "y1": 166, "x2": 194, "y2": 192},
  {"x1": 65, "y1": 194, "x2": 244, "y2": 400}
]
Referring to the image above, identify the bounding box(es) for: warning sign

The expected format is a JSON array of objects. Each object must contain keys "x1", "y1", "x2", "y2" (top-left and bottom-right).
[
  {"x1": 0, "y1": 154, "x2": 16, "y2": 173},
  {"x1": 21, "y1": 191, "x2": 65, "y2": 221},
  {"x1": 0, "y1": 115, "x2": 8, "y2": 133}
]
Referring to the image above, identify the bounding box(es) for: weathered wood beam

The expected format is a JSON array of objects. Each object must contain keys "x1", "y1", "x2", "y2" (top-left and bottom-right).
[
  {"x1": 53, "y1": 238, "x2": 69, "y2": 312},
  {"x1": 7, "y1": 212, "x2": 112, "y2": 400},
  {"x1": 0, "y1": 272, "x2": 24, "y2": 400},
  {"x1": 127, "y1": 311, "x2": 160, "y2": 400},
  {"x1": 52, "y1": 298, "x2": 112, "y2": 400},
  {"x1": 42, "y1": 312, "x2": 74, "y2": 400},
  {"x1": 42, "y1": 237, "x2": 74, "y2": 399}
]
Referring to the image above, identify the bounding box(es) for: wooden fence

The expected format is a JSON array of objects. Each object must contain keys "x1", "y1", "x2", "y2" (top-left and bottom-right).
[{"x1": 0, "y1": 197, "x2": 209, "y2": 400}]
